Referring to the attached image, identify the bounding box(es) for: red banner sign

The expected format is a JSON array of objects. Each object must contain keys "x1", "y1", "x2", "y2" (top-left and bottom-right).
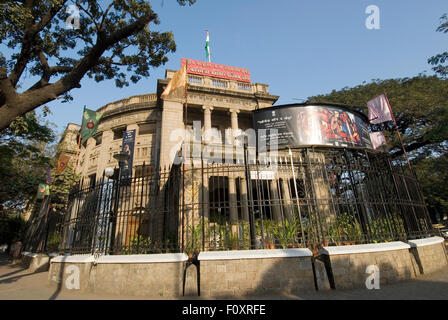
[{"x1": 181, "y1": 58, "x2": 251, "y2": 83}]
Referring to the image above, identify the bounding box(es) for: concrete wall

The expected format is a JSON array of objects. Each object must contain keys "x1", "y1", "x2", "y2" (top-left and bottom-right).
[
  {"x1": 45, "y1": 238, "x2": 447, "y2": 298},
  {"x1": 409, "y1": 237, "x2": 448, "y2": 275},
  {"x1": 198, "y1": 249, "x2": 315, "y2": 297},
  {"x1": 319, "y1": 242, "x2": 418, "y2": 290},
  {"x1": 48, "y1": 254, "x2": 188, "y2": 298}
]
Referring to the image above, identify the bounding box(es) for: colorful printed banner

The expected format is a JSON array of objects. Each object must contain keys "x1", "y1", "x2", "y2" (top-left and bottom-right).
[{"x1": 253, "y1": 104, "x2": 373, "y2": 151}]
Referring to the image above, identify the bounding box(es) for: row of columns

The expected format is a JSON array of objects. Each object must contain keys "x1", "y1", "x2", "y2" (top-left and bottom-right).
[
  {"x1": 199, "y1": 105, "x2": 296, "y2": 232},
  {"x1": 201, "y1": 106, "x2": 240, "y2": 135}
]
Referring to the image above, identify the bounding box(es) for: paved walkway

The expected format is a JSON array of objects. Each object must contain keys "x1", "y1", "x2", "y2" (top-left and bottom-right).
[{"x1": 0, "y1": 253, "x2": 447, "y2": 300}]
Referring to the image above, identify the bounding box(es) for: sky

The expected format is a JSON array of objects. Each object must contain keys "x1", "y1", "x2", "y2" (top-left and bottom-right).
[{"x1": 7, "y1": 0, "x2": 448, "y2": 136}]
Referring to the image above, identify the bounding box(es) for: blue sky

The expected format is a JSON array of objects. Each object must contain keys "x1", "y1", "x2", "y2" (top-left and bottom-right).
[{"x1": 9, "y1": 0, "x2": 448, "y2": 136}]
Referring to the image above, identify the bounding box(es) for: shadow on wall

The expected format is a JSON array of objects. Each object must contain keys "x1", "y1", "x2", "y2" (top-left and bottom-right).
[{"x1": 197, "y1": 253, "x2": 422, "y2": 300}]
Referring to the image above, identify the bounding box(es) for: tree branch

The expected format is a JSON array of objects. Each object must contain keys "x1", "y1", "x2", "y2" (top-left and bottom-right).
[{"x1": 8, "y1": 1, "x2": 66, "y2": 87}]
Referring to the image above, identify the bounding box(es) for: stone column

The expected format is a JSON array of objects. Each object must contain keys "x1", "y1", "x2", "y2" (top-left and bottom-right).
[
  {"x1": 229, "y1": 108, "x2": 239, "y2": 131},
  {"x1": 308, "y1": 152, "x2": 336, "y2": 223},
  {"x1": 270, "y1": 179, "x2": 282, "y2": 222},
  {"x1": 239, "y1": 177, "x2": 249, "y2": 221},
  {"x1": 281, "y1": 178, "x2": 294, "y2": 221},
  {"x1": 202, "y1": 106, "x2": 213, "y2": 142}
]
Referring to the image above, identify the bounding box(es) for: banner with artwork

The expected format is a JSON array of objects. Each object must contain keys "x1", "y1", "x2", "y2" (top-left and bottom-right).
[
  {"x1": 253, "y1": 104, "x2": 373, "y2": 151},
  {"x1": 121, "y1": 129, "x2": 136, "y2": 180}
]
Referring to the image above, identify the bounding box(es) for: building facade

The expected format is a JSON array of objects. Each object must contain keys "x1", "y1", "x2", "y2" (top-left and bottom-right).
[
  {"x1": 58, "y1": 59, "x2": 433, "y2": 256},
  {"x1": 71, "y1": 59, "x2": 279, "y2": 188}
]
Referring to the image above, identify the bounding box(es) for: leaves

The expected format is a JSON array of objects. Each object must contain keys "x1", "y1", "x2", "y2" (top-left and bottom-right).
[
  {"x1": 428, "y1": 13, "x2": 448, "y2": 79},
  {"x1": 0, "y1": 0, "x2": 195, "y2": 130},
  {"x1": 0, "y1": 111, "x2": 56, "y2": 210}
]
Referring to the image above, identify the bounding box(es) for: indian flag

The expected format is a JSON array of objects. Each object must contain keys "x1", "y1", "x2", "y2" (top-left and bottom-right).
[{"x1": 205, "y1": 31, "x2": 210, "y2": 62}]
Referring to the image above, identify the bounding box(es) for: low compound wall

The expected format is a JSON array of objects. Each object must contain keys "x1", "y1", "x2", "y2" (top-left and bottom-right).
[
  {"x1": 198, "y1": 249, "x2": 315, "y2": 297},
  {"x1": 49, "y1": 253, "x2": 188, "y2": 298},
  {"x1": 46, "y1": 237, "x2": 447, "y2": 297},
  {"x1": 20, "y1": 252, "x2": 58, "y2": 272},
  {"x1": 319, "y1": 241, "x2": 418, "y2": 290},
  {"x1": 408, "y1": 236, "x2": 448, "y2": 275}
]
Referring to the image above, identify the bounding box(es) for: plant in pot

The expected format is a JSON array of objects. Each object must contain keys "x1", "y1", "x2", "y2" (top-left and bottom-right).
[
  {"x1": 261, "y1": 220, "x2": 276, "y2": 249},
  {"x1": 185, "y1": 224, "x2": 202, "y2": 258}
]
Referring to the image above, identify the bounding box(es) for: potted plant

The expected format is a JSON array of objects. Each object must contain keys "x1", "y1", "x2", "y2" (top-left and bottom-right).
[{"x1": 185, "y1": 224, "x2": 202, "y2": 258}]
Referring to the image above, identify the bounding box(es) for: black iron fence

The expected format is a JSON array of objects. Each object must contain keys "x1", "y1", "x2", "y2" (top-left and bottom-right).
[
  {"x1": 24, "y1": 147, "x2": 437, "y2": 255},
  {"x1": 22, "y1": 196, "x2": 65, "y2": 253}
]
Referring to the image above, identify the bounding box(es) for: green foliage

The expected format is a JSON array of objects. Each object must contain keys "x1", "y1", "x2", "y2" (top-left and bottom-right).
[
  {"x1": 185, "y1": 224, "x2": 202, "y2": 254},
  {"x1": 238, "y1": 221, "x2": 250, "y2": 250},
  {"x1": 428, "y1": 14, "x2": 448, "y2": 79},
  {"x1": 46, "y1": 232, "x2": 61, "y2": 252},
  {"x1": 123, "y1": 235, "x2": 152, "y2": 254},
  {"x1": 272, "y1": 220, "x2": 299, "y2": 248},
  {"x1": 0, "y1": 213, "x2": 26, "y2": 246},
  {"x1": 0, "y1": 0, "x2": 197, "y2": 130},
  {"x1": 307, "y1": 76, "x2": 448, "y2": 223},
  {"x1": 413, "y1": 155, "x2": 448, "y2": 221},
  {"x1": 328, "y1": 213, "x2": 363, "y2": 244},
  {"x1": 49, "y1": 166, "x2": 80, "y2": 212},
  {"x1": 0, "y1": 111, "x2": 56, "y2": 210},
  {"x1": 307, "y1": 75, "x2": 448, "y2": 160}
]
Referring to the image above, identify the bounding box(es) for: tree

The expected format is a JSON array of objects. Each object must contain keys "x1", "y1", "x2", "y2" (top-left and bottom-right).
[
  {"x1": 413, "y1": 155, "x2": 448, "y2": 222},
  {"x1": 307, "y1": 75, "x2": 448, "y2": 222},
  {"x1": 0, "y1": 111, "x2": 56, "y2": 211},
  {"x1": 0, "y1": 0, "x2": 196, "y2": 130},
  {"x1": 428, "y1": 13, "x2": 448, "y2": 79},
  {"x1": 307, "y1": 75, "x2": 448, "y2": 160}
]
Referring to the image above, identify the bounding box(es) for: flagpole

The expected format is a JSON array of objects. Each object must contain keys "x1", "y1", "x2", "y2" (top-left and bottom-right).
[{"x1": 383, "y1": 94, "x2": 412, "y2": 171}]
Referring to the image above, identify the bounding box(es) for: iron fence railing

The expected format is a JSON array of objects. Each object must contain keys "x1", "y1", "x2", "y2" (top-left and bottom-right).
[{"x1": 24, "y1": 147, "x2": 437, "y2": 255}]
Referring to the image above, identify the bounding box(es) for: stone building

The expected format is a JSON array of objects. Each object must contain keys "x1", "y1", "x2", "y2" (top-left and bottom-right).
[
  {"x1": 59, "y1": 59, "x2": 432, "y2": 255},
  {"x1": 67, "y1": 58, "x2": 279, "y2": 187}
]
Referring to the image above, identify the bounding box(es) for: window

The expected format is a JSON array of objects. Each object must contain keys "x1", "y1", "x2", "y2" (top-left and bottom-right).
[
  {"x1": 94, "y1": 133, "x2": 102, "y2": 146},
  {"x1": 89, "y1": 173, "x2": 96, "y2": 189},
  {"x1": 138, "y1": 123, "x2": 155, "y2": 135},
  {"x1": 113, "y1": 127, "x2": 126, "y2": 140},
  {"x1": 188, "y1": 75, "x2": 203, "y2": 85},
  {"x1": 212, "y1": 79, "x2": 228, "y2": 88}
]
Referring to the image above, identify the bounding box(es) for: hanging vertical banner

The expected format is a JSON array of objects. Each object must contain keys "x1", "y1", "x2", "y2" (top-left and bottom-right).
[
  {"x1": 121, "y1": 129, "x2": 136, "y2": 180},
  {"x1": 37, "y1": 184, "x2": 50, "y2": 199},
  {"x1": 369, "y1": 131, "x2": 387, "y2": 149},
  {"x1": 367, "y1": 94, "x2": 393, "y2": 124}
]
